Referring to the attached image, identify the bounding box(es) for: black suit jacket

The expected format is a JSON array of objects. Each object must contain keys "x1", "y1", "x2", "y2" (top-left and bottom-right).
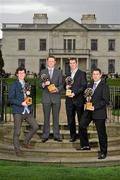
[
  {"x1": 65, "y1": 69, "x2": 87, "y2": 107},
  {"x1": 88, "y1": 80, "x2": 110, "y2": 119}
]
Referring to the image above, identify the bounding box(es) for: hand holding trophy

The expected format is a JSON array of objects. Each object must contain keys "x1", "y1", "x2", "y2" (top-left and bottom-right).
[
  {"x1": 24, "y1": 82, "x2": 32, "y2": 106},
  {"x1": 65, "y1": 76, "x2": 74, "y2": 96},
  {"x1": 84, "y1": 88, "x2": 94, "y2": 111},
  {"x1": 41, "y1": 73, "x2": 56, "y2": 92}
]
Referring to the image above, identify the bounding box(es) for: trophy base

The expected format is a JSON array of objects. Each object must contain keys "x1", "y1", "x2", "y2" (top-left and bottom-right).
[
  {"x1": 84, "y1": 102, "x2": 93, "y2": 111},
  {"x1": 47, "y1": 84, "x2": 56, "y2": 92},
  {"x1": 66, "y1": 89, "x2": 72, "y2": 96},
  {"x1": 25, "y1": 97, "x2": 32, "y2": 106}
]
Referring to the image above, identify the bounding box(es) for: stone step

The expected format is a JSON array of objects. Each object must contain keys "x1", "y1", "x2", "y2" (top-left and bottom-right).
[
  {"x1": 0, "y1": 151, "x2": 120, "y2": 167},
  {"x1": 24, "y1": 129, "x2": 98, "y2": 139},
  {"x1": 1, "y1": 122, "x2": 120, "y2": 137},
  {"x1": 0, "y1": 143, "x2": 120, "y2": 159},
  {"x1": 2, "y1": 136, "x2": 120, "y2": 149}
]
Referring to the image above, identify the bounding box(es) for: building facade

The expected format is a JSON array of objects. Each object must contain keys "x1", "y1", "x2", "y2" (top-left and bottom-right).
[{"x1": 1, "y1": 13, "x2": 120, "y2": 75}]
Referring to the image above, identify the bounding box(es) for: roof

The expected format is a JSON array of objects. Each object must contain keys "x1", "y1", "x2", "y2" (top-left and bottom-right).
[{"x1": 2, "y1": 18, "x2": 120, "y2": 31}]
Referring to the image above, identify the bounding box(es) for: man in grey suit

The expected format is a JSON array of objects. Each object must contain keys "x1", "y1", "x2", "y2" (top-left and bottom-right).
[{"x1": 40, "y1": 56, "x2": 63, "y2": 142}]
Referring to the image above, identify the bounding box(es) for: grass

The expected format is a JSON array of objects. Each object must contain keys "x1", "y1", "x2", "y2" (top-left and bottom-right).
[
  {"x1": 0, "y1": 160, "x2": 120, "y2": 180},
  {"x1": 112, "y1": 109, "x2": 120, "y2": 116}
]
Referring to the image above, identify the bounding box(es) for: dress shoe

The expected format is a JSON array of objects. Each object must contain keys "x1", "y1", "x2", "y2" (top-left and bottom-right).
[
  {"x1": 23, "y1": 143, "x2": 33, "y2": 149},
  {"x1": 76, "y1": 146, "x2": 91, "y2": 150},
  {"x1": 42, "y1": 138, "x2": 48, "y2": 143},
  {"x1": 15, "y1": 150, "x2": 23, "y2": 157},
  {"x1": 98, "y1": 153, "x2": 107, "y2": 159},
  {"x1": 69, "y1": 138, "x2": 76, "y2": 142},
  {"x1": 54, "y1": 138, "x2": 62, "y2": 142}
]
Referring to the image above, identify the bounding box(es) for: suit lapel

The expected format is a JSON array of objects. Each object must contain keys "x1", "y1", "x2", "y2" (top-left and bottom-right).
[
  {"x1": 73, "y1": 69, "x2": 79, "y2": 82},
  {"x1": 92, "y1": 80, "x2": 103, "y2": 96}
]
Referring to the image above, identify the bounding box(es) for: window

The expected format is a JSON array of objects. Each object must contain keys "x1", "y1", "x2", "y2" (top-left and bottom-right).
[
  {"x1": 73, "y1": 39, "x2": 76, "y2": 50},
  {"x1": 91, "y1": 39, "x2": 98, "y2": 51},
  {"x1": 40, "y1": 39, "x2": 46, "y2": 51},
  {"x1": 91, "y1": 59, "x2": 98, "y2": 71},
  {"x1": 18, "y1": 39, "x2": 25, "y2": 50},
  {"x1": 108, "y1": 59, "x2": 115, "y2": 73},
  {"x1": 108, "y1": 39, "x2": 115, "y2": 51},
  {"x1": 64, "y1": 39, "x2": 76, "y2": 52},
  {"x1": 18, "y1": 59, "x2": 25, "y2": 68},
  {"x1": 39, "y1": 59, "x2": 46, "y2": 73}
]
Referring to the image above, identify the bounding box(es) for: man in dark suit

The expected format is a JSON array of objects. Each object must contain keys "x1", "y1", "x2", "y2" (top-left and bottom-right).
[
  {"x1": 40, "y1": 56, "x2": 63, "y2": 142},
  {"x1": 65, "y1": 57, "x2": 87, "y2": 142},
  {"x1": 8, "y1": 67, "x2": 38, "y2": 156},
  {"x1": 78, "y1": 68, "x2": 110, "y2": 159}
]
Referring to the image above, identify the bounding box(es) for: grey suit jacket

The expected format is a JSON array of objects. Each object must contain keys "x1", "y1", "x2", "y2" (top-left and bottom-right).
[{"x1": 40, "y1": 68, "x2": 63, "y2": 104}]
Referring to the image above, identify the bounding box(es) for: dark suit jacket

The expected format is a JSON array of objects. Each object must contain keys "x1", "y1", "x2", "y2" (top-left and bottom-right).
[
  {"x1": 65, "y1": 69, "x2": 87, "y2": 107},
  {"x1": 8, "y1": 80, "x2": 32, "y2": 114},
  {"x1": 40, "y1": 68, "x2": 63, "y2": 104},
  {"x1": 88, "y1": 80, "x2": 110, "y2": 119}
]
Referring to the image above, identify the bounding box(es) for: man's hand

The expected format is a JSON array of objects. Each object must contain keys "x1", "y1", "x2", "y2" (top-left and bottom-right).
[
  {"x1": 21, "y1": 101, "x2": 27, "y2": 107},
  {"x1": 66, "y1": 85, "x2": 71, "y2": 90},
  {"x1": 44, "y1": 80, "x2": 50, "y2": 86}
]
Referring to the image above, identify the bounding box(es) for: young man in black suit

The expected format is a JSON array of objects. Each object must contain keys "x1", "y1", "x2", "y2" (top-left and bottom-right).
[
  {"x1": 78, "y1": 68, "x2": 110, "y2": 159},
  {"x1": 65, "y1": 57, "x2": 87, "y2": 142}
]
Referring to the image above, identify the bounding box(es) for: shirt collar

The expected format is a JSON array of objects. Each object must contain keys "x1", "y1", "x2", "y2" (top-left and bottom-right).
[
  {"x1": 48, "y1": 67, "x2": 54, "y2": 71},
  {"x1": 94, "y1": 79, "x2": 101, "y2": 86},
  {"x1": 71, "y1": 68, "x2": 78, "y2": 74}
]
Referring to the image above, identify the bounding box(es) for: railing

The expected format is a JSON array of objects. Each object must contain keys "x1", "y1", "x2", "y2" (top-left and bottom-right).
[
  {"x1": 107, "y1": 86, "x2": 120, "y2": 123},
  {"x1": 0, "y1": 78, "x2": 120, "y2": 124},
  {"x1": 0, "y1": 78, "x2": 36, "y2": 123},
  {"x1": 49, "y1": 48, "x2": 90, "y2": 55}
]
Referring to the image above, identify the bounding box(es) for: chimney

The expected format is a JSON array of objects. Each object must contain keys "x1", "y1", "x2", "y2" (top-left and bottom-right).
[
  {"x1": 81, "y1": 14, "x2": 96, "y2": 24},
  {"x1": 33, "y1": 13, "x2": 48, "y2": 24}
]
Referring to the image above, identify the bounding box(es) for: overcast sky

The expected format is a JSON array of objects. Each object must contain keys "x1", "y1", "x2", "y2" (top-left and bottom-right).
[{"x1": 0, "y1": 0, "x2": 120, "y2": 38}]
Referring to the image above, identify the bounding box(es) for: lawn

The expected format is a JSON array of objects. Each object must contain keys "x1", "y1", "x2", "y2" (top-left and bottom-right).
[{"x1": 0, "y1": 160, "x2": 120, "y2": 180}]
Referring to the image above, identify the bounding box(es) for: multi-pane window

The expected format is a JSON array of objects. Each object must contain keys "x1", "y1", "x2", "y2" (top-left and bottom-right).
[
  {"x1": 40, "y1": 39, "x2": 46, "y2": 51},
  {"x1": 108, "y1": 59, "x2": 115, "y2": 73},
  {"x1": 91, "y1": 39, "x2": 98, "y2": 51},
  {"x1": 18, "y1": 39, "x2": 25, "y2": 50},
  {"x1": 91, "y1": 59, "x2": 98, "y2": 71},
  {"x1": 64, "y1": 39, "x2": 76, "y2": 51},
  {"x1": 18, "y1": 59, "x2": 25, "y2": 68},
  {"x1": 108, "y1": 39, "x2": 115, "y2": 51},
  {"x1": 39, "y1": 59, "x2": 46, "y2": 72}
]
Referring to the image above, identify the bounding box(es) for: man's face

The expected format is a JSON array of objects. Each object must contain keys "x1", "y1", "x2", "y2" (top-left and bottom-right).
[
  {"x1": 69, "y1": 60, "x2": 78, "y2": 71},
  {"x1": 17, "y1": 70, "x2": 26, "y2": 80},
  {"x1": 47, "y1": 57, "x2": 56, "y2": 68},
  {"x1": 92, "y1": 70, "x2": 102, "y2": 81}
]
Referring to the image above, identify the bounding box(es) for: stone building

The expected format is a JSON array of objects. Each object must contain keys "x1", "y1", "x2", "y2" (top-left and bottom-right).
[{"x1": 1, "y1": 13, "x2": 120, "y2": 75}]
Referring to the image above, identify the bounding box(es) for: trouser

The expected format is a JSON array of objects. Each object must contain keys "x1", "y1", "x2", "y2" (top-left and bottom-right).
[
  {"x1": 13, "y1": 113, "x2": 38, "y2": 151},
  {"x1": 42, "y1": 102, "x2": 61, "y2": 139},
  {"x1": 66, "y1": 102, "x2": 84, "y2": 139},
  {"x1": 80, "y1": 113, "x2": 107, "y2": 154}
]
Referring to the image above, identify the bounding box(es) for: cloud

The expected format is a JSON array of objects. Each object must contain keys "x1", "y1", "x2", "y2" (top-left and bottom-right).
[
  {"x1": 0, "y1": 0, "x2": 120, "y2": 38},
  {"x1": 1, "y1": 2, "x2": 56, "y2": 14}
]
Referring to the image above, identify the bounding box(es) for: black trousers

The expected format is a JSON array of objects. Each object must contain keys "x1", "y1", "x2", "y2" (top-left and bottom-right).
[
  {"x1": 80, "y1": 112, "x2": 107, "y2": 154},
  {"x1": 66, "y1": 102, "x2": 84, "y2": 139}
]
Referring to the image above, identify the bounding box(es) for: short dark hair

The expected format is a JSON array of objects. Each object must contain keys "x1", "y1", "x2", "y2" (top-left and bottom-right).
[
  {"x1": 92, "y1": 68, "x2": 102, "y2": 74},
  {"x1": 69, "y1": 57, "x2": 77, "y2": 63},
  {"x1": 47, "y1": 55, "x2": 56, "y2": 61},
  {"x1": 15, "y1": 67, "x2": 26, "y2": 75}
]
